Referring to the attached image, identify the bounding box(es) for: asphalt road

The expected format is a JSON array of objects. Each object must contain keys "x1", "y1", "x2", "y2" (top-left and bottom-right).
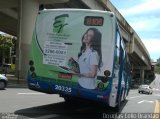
[
  {"x1": 0, "y1": 87, "x2": 160, "y2": 119},
  {"x1": 123, "y1": 90, "x2": 159, "y2": 113},
  {"x1": 0, "y1": 88, "x2": 115, "y2": 119}
]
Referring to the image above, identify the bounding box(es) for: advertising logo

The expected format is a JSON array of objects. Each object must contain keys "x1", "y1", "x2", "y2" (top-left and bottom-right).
[{"x1": 53, "y1": 14, "x2": 69, "y2": 33}]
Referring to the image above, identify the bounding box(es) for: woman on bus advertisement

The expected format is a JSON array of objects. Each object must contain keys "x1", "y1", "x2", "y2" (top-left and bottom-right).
[{"x1": 68, "y1": 28, "x2": 102, "y2": 89}]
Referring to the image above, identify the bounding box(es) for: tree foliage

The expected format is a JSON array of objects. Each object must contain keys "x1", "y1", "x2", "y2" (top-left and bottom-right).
[
  {"x1": 0, "y1": 35, "x2": 13, "y2": 49},
  {"x1": 155, "y1": 62, "x2": 160, "y2": 74},
  {"x1": 0, "y1": 34, "x2": 16, "y2": 63}
]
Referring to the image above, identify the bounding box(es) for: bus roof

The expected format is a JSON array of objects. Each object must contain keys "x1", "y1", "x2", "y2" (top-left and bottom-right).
[{"x1": 39, "y1": 8, "x2": 114, "y2": 16}]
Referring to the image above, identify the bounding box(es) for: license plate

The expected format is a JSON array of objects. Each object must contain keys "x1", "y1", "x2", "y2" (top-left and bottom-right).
[{"x1": 58, "y1": 73, "x2": 72, "y2": 79}]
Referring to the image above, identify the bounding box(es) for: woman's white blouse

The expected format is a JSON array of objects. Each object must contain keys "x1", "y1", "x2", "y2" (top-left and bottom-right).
[{"x1": 78, "y1": 48, "x2": 99, "y2": 89}]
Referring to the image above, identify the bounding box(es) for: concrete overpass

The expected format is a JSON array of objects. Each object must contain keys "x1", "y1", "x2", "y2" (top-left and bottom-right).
[{"x1": 0, "y1": 0, "x2": 153, "y2": 83}]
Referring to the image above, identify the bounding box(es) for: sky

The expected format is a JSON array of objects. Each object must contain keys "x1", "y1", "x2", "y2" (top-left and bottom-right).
[
  {"x1": 0, "y1": 0, "x2": 160, "y2": 61},
  {"x1": 110, "y1": 0, "x2": 160, "y2": 61}
]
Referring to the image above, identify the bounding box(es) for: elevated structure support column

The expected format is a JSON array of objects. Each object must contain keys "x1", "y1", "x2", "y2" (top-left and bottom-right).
[
  {"x1": 16, "y1": 0, "x2": 39, "y2": 79},
  {"x1": 140, "y1": 69, "x2": 145, "y2": 84}
]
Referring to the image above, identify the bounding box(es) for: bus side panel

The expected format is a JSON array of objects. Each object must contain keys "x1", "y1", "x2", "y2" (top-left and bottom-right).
[{"x1": 109, "y1": 23, "x2": 131, "y2": 108}]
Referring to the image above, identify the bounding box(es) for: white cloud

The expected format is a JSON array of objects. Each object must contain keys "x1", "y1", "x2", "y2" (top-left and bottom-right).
[
  {"x1": 120, "y1": 0, "x2": 160, "y2": 16},
  {"x1": 111, "y1": 0, "x2": 160, "y2": 61},
  {"x1": 130, "y1": 19, "x2": 149, "y2": 31},
  {"x1": 129, "y1": 16, "x2": 160, "y2": 32},
  {"x1": 142, "y1": 38, "x2": 160, "y2": 54}
]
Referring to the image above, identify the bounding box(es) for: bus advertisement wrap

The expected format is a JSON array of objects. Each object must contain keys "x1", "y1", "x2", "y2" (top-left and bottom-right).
[{"x1": 28, "y1": 9, "x2": 130, "y2": 108}]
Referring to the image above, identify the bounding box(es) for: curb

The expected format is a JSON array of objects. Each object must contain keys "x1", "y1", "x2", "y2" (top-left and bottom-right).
[
  {"x1": 7, "y1": 84, "x2": 28, "y2": 88},
  {"x1": 7, "y1": 81, "x2": 28, "y2": 88},
  {"x1": 7, "y1": 80, "x2": 28, "y2": 88},
  {"x1": 6, "y1": 75, "x2": 28, "y2": 88}
]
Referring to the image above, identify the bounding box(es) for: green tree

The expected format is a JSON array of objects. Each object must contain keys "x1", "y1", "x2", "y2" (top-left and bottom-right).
[
  {"x1": 155, "y1": 62, "x2": 160, "y2": 74},
  {"x1": 157, "y1": 57, "x2": 160, "y2": 63},
  {"x1": 0, "y1": 34, "x2": 15, "y2": 64}
]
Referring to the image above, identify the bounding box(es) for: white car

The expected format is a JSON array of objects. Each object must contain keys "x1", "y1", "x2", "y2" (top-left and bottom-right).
[
  {"x1": 138, "y1": 85, "x2": 153, "y2": 94},
  {"x1": 0, "y1": 74, "x2": 8, "y2": 90}
]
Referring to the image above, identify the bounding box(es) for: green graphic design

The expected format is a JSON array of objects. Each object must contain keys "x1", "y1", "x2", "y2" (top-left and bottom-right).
[{"x1": 53, "y1": 14, "x2": 69, "y2": 33}]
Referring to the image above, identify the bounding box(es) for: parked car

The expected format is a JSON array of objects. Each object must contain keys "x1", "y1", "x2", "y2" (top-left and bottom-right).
[
  {"x1": 138, "y1": 85, "x2": 153, "y2": 94},
  {"x1": 0, "y1": 74, "x2": 8, "y2": 90}
]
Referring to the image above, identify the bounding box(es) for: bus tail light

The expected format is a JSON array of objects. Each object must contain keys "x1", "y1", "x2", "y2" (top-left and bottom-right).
[
  {"x1": 104, "y1": 70, "x2": 111, "y2": 77},
  {"x1": 97, "y1": 82, "x2": 104, "y2": 90},
  {"x1": 29, "y1": 60, "x2": 36, "y2": 78},
  {"x1": 31, "y1": 72, "x2": 37, "y2": 78},
  {"x1": 30, "y1": 66, "x2": 35, "y2": 72},
  {"x1": 29, "y1": 60, "x2": 34, "y2": 66}
]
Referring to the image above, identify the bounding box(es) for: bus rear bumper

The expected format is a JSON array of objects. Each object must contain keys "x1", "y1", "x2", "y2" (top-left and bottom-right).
[{"x1": 27, "y1": 76, "x2": 110, "y2": 105}]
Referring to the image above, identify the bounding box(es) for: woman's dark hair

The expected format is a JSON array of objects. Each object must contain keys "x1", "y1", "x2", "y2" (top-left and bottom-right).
[{"x1": 78, "y1": 28, "x2": 102, "y2": 70}]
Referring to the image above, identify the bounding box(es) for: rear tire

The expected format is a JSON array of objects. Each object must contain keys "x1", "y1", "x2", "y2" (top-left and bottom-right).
[
  {"x1": 0, "y1": 81, "x2": 6, "y2": 90},
  {"x1": 113, "y1": 101, "x2": 121, "y2": 113},
  {"x1": 113, "y1": 95, "x2": 121, "y2": 113},
  {"x1": 64, "y1": 97, "x2": 72, "y2": 103},
  {"x1": 64, "y1": 96, "x2": 78, "y2": 103}
]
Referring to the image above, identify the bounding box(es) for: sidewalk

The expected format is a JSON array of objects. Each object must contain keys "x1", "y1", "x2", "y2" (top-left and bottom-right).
[{"x1": 6, "y1": 74, "x2": 28, "y2": 88}]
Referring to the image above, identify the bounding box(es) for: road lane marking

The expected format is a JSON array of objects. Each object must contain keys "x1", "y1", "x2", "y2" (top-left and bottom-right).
[
  {"x1": 152, "y1": 88, "x2": 159, "y2": 91},
  {"x1": 153, "y1": 94, "x2": 160, "y2": 97},
  {"x1": 17, "y1": 93, "x2": 44, "y2": 95},
  {"x1": 153, "y1": 100, "x2": 160, "y2": 119},
  {"x1": 154, "y1": 100, "x2": 159, "y2": 113},
  {"x1": 31, "y1": 114, "x2": 59, "y2": 119},
  {"x1": 129, "y1": 90, "x2": 137, "y2": 92},
  {"x1": 127, "y1": 95, "x2": 147, "y2": 99},
  {"x1": 129, "y1": 92, "x2": 138, "y2": 95},
  {"x1": 138, "y1": 100, "x2": 154, "y2": 104}
]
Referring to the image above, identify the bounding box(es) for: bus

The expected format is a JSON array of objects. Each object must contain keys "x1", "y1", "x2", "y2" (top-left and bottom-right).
[{"x1": 27, "y1": 9, "x2": 131, "y2": 111}]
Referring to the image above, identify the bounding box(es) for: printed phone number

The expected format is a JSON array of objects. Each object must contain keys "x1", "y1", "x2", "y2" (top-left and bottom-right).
[
  {"x1": 45, "y1": 49, "x2": 67, "y2": 55},
  {"x1": 55, "y1": 85, "x2": 72, "y2": 93}
]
